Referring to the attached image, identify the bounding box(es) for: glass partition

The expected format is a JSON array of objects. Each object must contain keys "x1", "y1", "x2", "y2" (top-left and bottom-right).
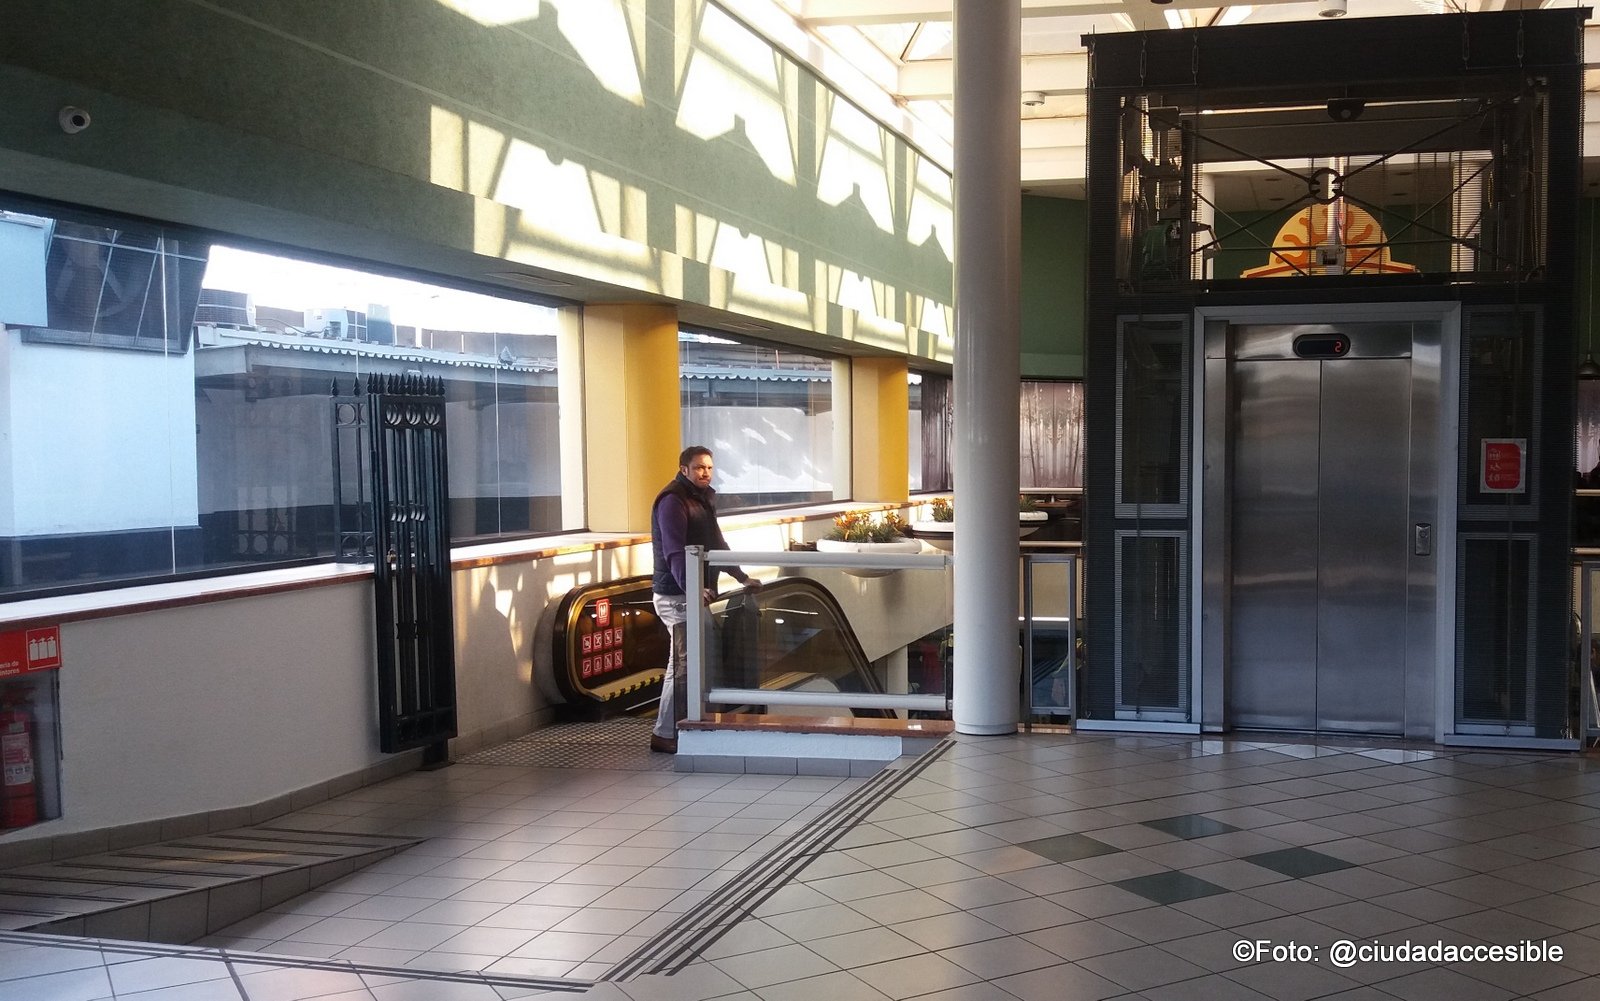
[
  {"x1": 1579, "y1": 561, "x2": 1600, "y2": 747},
  {"x1": 680, "y1": 332, "x2": 835, "y2": 511},
  {"x1": 1022, "y1": 551, "x2": 1081, "y2": 724},
  {"x1": 691, "y1": 550, "x2": 953, "y2": 719},
  {"x1": 0, "y1": 201, "x2": 578, "y2": 598}
]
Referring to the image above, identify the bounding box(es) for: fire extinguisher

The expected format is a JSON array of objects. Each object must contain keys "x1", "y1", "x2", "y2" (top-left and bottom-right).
[{"x1": 0, "y1": 693, "x2": 39, "y2": 829}]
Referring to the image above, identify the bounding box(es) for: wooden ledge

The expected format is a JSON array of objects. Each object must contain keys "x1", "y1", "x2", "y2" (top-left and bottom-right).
[{"x1": 680, "y1": 713, "x2": 953, "y2": 737}]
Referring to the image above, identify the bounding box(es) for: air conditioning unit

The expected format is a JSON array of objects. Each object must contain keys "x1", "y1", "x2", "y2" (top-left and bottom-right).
[
  {"x1": 304, "y1": 307, "x2": 368, "y2": 340},
  {"x1": 195, "y1": 288, "x2": 253, "y2": 328}
]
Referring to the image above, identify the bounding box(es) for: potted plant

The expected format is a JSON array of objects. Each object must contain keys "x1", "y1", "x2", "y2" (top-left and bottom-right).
[
  {"x1": 816, "y1": 510, "x2": 922, "y2": 576},
  {"x1": 912, "y1": 496, "x2": 1047, "y2": 550}
]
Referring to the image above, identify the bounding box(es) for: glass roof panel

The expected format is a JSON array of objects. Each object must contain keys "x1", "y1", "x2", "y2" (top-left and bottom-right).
[
  {"x1": 905, "y1": 22, "x2": 952, "y2": 61},
  {"x1": 856, "y1": 22, "x2": 919, "y2": 61}
]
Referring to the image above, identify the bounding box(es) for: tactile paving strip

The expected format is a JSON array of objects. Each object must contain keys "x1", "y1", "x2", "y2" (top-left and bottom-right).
[{"x1": 459, "y1": 715, "x2": 674, "y2": 771}]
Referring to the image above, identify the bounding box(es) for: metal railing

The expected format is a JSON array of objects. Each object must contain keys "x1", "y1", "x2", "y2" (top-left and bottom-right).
[
  {"x1": 678, "y1": 543, "x2": 1085, "y2": 727},
  {"x1": 683, "y1": 546, "x2": 953, "y2": 719},
  {"x1": 1021, "y1": 548, "x2": 1080, "y2": 725},
  {"x1": 1579, "y1": 560, "x2": 1600, "y2": 748}
]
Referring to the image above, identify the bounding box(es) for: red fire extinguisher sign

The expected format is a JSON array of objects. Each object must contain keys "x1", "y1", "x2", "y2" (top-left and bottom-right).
[{"x1": 0, "y1": 625, "x2": 61, "y2": 677}]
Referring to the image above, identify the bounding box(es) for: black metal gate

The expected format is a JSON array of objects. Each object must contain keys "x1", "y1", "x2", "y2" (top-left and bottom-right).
[{"x1": 332, "y1": 375, "x2": 458, "y2": 760}]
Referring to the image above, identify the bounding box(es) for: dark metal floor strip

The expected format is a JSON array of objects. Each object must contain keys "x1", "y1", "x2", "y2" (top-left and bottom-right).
[
  {"x1": 604, "y1": 738, "x2": 956, "y2": 982},
  {"x1": 105, "y1": 851, "x2": 300, "y2": 869},
  {"x1": 0, "y1": 873, "x2": 192, "y2": 891}
]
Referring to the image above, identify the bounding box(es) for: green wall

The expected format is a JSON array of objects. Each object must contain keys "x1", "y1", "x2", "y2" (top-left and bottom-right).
[
  {"x1": 1020, "y1": 194, "x2": 1086, "y2": 379},
  {"x1": 0, "y1": 0, "x2": 953, "y2": 360}
]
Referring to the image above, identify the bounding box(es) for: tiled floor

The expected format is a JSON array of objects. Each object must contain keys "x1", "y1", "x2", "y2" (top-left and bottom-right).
[{"x1": 2, "y1": 730, "x2": 1599, "y2": 1000}]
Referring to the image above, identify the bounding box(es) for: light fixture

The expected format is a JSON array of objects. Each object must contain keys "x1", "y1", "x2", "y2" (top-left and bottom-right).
[
  {"x1": 1583, "y1": 198, "x2": 1600, "y2": 378},
  {"x1": 1318, "y1": 0, "x2": 1347, "y2": 16},
  {"x1": 1022, "y1": 90, "x2": 1045, "y2": 107}
]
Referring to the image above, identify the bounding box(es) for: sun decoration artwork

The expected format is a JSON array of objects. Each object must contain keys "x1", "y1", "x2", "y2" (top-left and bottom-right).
[{"x1": 1241, "y1": 203, "x2": 1419, "y2": 278}]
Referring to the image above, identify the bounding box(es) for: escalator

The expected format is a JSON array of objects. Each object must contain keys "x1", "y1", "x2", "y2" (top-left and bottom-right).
[{"x1": 543, "y1": 576, "x2": 936, "y2": 720}]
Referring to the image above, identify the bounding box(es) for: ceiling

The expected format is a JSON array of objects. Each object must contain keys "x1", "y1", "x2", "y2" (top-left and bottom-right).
[{"x1": 759, "y1": 0, "x2": 1600, "y2": 204}]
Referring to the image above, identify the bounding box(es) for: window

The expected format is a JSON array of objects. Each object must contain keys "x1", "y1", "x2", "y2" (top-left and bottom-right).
[
  {"x1": 24, "y1": 221, "x2": 207, "y2": 353},
  {"x1": 679, "y1": 332, "x2": 834, "y2": 510},
  {"x1": 916, "y1": 371, "x2": 952, "y2": 492},
  {"x1": 0, "y1": 202, "x2": 577, "y2": 598},
  {"x1": 1020, "y1": 379, "x2": 1084, "y2": 489}
]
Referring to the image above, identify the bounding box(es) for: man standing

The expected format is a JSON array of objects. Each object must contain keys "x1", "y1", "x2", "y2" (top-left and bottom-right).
[{"x1": 649, "y1": 446, "x2": 760, "y2": 753}]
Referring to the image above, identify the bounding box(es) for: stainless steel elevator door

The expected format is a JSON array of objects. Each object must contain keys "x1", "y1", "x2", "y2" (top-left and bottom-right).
[{"x1": 1229, "y1": 356, "x2": 1411, "y2": 733}]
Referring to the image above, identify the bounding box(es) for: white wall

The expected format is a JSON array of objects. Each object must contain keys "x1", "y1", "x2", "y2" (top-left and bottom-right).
[
  {"x1": 9, "y1": 340, "x2": 199, "y2": 534},
  {"x1": 6, "y1": 509, "x2": 913, "y2": 843},
  {"x1": 52, "y1": 581, "x2": 379, "y2": 833},
  {"x1": 0, "y1": 215, "x2": 48, "y2": 326}
]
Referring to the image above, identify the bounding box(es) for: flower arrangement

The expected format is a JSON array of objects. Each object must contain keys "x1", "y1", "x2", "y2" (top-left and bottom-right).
[
  {"x1": 827, "y1": 510, "x2": 912, "y2": 543},
  {"x1": 929, "y1": 496, "x2": 1037, "y2": 520}
]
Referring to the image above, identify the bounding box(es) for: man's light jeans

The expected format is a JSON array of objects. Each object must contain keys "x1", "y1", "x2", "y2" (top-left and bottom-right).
[{"x1": 651, "y1": 593, "x2": 688, "y2": 740}]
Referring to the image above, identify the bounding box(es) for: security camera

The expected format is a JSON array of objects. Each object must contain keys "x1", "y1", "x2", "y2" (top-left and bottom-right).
[
  {"x1": 1022, "y1": 91, "x2": 1046, "y2": 107},
  {"x1": 1319, "y1": 0, "x2": 1347, "y2": 17},
  {"x1": 1327, "y1": 98, "x2": 1365, "y2": 122},
  {"x1": 58, "y1": 107, "x2": 91, "y2": 134}
]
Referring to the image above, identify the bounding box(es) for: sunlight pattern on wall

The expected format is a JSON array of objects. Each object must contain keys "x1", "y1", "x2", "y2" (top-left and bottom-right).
[
  {"x1": 436, "y1": 0, "x2": 644, "y2": 105},
  {"x1": 422, "y1": 0, "x2": 951, "y2": 361},
  {"x1": 817, "y1": 97, "x2": 895, "y2": 235},
  {"x1": 677, "y1": 4, "x2": 798, "y2": 185}
]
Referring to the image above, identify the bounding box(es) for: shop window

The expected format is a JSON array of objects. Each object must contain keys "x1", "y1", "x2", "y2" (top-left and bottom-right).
[
  {"x1": 679, "y1": 331, "x2": 834, "y2": 511},
  {"x1": 0, "y1": 202, "x2": 578, "y2": 598}
]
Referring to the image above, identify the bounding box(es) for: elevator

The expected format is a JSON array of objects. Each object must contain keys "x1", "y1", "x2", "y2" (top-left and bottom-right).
[{"x1": 1202, "y1": 310, "x2": 1450, "y2": 737}]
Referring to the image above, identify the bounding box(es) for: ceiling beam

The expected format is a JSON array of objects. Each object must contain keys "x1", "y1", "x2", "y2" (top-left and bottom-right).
[
  {"x1": 799, "y1": 0, "x2": 1312, "y2": 25},
  {"x1": 901, "y1": 52, "x2": 1085, "y2": 99}
]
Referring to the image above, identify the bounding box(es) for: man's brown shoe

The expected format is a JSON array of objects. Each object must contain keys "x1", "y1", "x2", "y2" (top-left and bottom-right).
[{"x1": 650, "y1": 734, "x2": 678, "y2": 754}]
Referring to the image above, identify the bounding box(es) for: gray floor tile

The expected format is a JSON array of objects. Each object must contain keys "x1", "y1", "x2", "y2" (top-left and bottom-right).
[
  {"x1": 1015, "y1": 832, "x2": 1122, "y2": 863},
  {"x1": 1114, "y1": 870, "x2": 1230, "y2": 906},
  {"x1": 1022, "y1": 918, "x2": 1145, "y2": 961},
  {"x1": 1079, "y1": 943, "x2": 1212, "y2": 991},
  {"x1": 710, "y1": 943, "x2": 840, "y2": 990},
  {"x1": 11, "y1": 732, "x2": 1600, "y2": 1001},
  {"x1": 761, "y1": 902, "x2": 882, "y2": 941},
  {"x1": 991, "y1": 961, "x2": 1126, "y2": 1001},
  {"x1": 967, "y1": 896, "x2": 1084, "y2": 934},
  {"x1": 938, "y1": 935, "x2": 1064, "y2": 979},
  {"x1": 701, "y1": 920, "x2": 795, "y2": 960},
  {"x1": 746, "y1": 970, "x2": 893, "y2": 1001},
  {"x1": 883, "y1": 913, "x2": 1008, "y2": 955},
  {"x1": 1374, "y1": 967, "x2": 1517, "y2": 1001},
  {"x1": 1241, "y1": 847, "x2": 1355, "y2": 878},
  {"x1": 848, "y1": 953, "x2": 982, "y2": 999},
  {"x1": 1142, "y1": 814, "x2": 1242, "y2": 840},
  {"x1": 805, "y1": 926, "x2": 924, "y2": 969}
]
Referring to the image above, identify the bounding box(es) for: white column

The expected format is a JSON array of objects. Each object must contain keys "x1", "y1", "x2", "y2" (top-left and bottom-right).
[{"x1": 952, "y1": 0, "x2": 1022, "y2": 735}]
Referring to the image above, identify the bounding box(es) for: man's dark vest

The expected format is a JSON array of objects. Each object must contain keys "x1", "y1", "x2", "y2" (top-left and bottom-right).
[{"x1": 650, "y1": 474, "x2": 725, "y2": 595}]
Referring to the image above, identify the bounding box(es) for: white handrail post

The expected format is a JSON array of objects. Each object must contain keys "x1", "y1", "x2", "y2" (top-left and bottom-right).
[{"x1": 685, "y1": 545, "x2": 706, "y2": 723}]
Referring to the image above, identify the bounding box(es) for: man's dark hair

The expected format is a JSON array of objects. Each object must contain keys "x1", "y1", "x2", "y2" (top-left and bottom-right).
[{"x1": 679, "y1": 445, "x2": 712, "y2": 467}]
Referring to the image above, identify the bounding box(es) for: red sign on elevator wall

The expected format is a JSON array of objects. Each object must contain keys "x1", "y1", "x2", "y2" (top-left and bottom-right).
[
  {"x1": 1481, "y1": 438, "x2": 1526, "y2": 494},
  {"x1": 0, "y1": 626, "x2": 62, "y2": 677}
]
